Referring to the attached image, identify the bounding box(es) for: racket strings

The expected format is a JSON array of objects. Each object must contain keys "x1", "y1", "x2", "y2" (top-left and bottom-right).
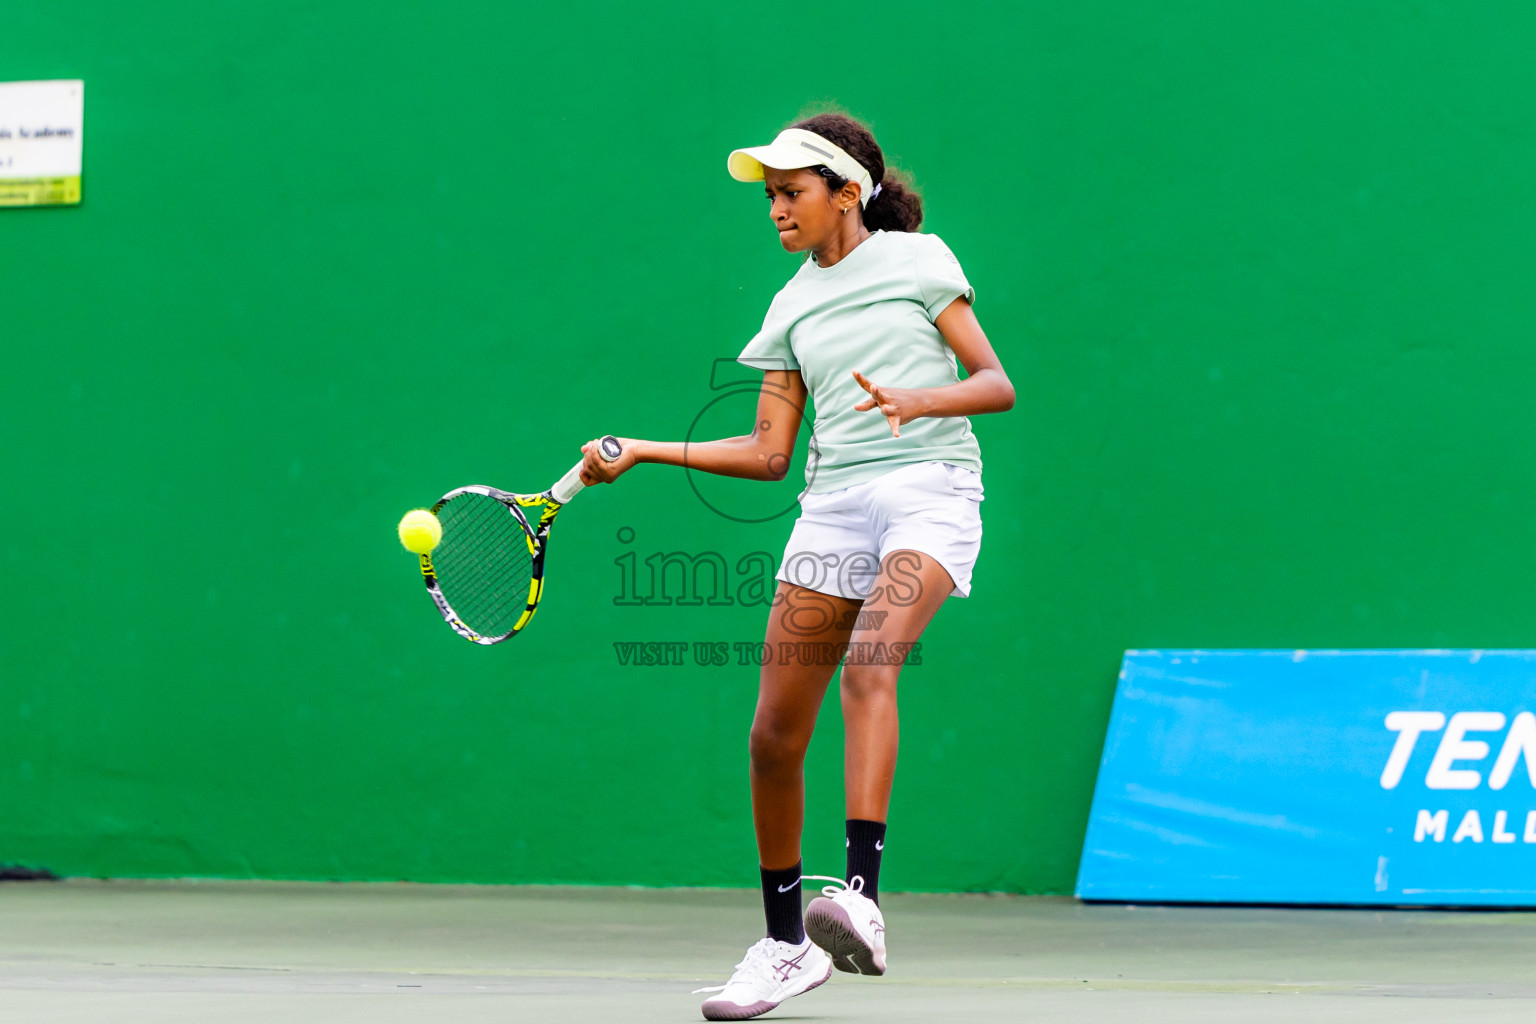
[{"x1": 433, "y1": 494, "x2": 538, "y2": 637}]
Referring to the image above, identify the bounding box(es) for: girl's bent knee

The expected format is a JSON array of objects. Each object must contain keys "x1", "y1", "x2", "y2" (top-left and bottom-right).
[{"x1": 840, "y1": 664, "x2": 900, "y2": 702}]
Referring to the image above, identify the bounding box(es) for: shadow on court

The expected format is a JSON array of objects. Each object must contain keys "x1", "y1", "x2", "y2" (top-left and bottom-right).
[{"x1": 2, "y1": 880, "x2": 1534, "y2": 1022}]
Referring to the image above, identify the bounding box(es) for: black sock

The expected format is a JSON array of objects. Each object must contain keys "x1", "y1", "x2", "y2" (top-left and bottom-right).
[
  {"x1": 846, "y1": 819, "x2": 887, "y2": 904},
  {"x1": 760, "y1": 862, "x2": 805, "y2": 944}
]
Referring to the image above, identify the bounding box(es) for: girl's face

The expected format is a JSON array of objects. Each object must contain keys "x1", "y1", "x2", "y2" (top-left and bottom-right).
[{"x1": 763, "y1": 167, "x2": 848, "y2": 254}]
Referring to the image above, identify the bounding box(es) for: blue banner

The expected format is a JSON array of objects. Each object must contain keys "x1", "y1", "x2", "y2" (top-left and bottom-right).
[{"x1": 1076, "y1": 650, "x2": 1536, "y2": 905}]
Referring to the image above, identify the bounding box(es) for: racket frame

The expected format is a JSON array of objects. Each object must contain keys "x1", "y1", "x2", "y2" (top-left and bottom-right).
[
  {"x1": 420, "y1": 485, "x2": 564, "y2": 645},
  {"x1": 417, "y1": 436, "x2": 620, "y2": 645}
]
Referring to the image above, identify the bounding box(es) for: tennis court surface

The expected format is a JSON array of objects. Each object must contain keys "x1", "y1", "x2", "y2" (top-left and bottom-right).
[{"x1": 3, "y1": 879, "x2": 1534, "y2": 1022}]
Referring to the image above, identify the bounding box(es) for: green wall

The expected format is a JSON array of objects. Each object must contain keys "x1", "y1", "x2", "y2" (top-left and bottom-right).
[{"x1": 4, "y1": 2, "x2": 1535, "y2": 892}]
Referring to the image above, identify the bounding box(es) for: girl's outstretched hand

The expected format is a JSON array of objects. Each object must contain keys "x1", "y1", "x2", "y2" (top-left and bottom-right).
[
  {"x1": 579, "y1": 437, "x2": 640, "y2": 485},
  {"x1": 852, "y1": 370, "x2": 924, "y2": 438}
]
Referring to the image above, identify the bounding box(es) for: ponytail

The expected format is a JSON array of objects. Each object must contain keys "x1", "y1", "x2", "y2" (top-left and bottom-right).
[{"x1": 861, "y1": 170, "x2": 922, "y2": 233}]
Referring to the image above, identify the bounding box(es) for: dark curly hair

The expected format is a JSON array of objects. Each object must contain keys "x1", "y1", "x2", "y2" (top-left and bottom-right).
[{"x1": 791, "y1": 112, "x2": 923, "y2": 233}]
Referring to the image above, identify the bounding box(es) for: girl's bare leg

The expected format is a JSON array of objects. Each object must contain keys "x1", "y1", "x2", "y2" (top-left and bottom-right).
[
  {"x1": 750, "y1": 583, "x2": 861, "y2": 869},
  {"x1": 840, "y1": 550, "x2": 956, "y2": 822}
]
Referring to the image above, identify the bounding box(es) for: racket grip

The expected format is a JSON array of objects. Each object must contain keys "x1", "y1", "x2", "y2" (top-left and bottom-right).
[
  {"x1": 551, "y1": 435, "x2": 623, "y2": 505},
  {"x1": 551, "y1": 461, "x2": 586, "y2": 504}
]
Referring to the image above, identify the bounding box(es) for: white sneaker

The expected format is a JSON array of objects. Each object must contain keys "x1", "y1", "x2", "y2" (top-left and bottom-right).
[
  {"x1": 695, "y1": 936, "x2": 832, "y2": 1020},
  {"x1": 804, "y1": 875, "x2": 886, "y2": 976}
]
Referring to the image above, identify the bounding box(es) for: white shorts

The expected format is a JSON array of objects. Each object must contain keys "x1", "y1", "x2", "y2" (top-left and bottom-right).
[{"x1": 776, "y1": 461, "x2": 985, "y2": 601}]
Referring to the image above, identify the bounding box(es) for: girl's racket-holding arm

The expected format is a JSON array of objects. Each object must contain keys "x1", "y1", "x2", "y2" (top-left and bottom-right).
[{"x1": 577, "y1": 368, "x2": 807, "y2": 485}]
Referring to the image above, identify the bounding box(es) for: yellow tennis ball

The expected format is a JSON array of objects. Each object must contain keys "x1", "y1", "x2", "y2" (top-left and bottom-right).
[{"x1": 397, "y1": 509, "x2": 442, "y2": 554}]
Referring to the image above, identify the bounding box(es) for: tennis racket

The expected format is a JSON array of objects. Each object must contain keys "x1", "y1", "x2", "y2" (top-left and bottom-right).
[{"x1": 418, "y1": 435, "x2": 622, "y2": 644}]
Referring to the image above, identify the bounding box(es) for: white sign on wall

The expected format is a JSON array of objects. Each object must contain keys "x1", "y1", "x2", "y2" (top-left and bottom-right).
[{"x1": 0, "y1": 80, "x2": 85, "y2": 207}]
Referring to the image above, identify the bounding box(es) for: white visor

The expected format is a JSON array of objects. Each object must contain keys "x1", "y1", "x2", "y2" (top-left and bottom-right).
[{"x1": 728, "y1": 128, "x2": 877, "y2": 207}]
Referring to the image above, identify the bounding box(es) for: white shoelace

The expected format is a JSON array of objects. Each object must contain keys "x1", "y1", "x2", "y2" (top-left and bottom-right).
[{"x1": 800, "y1": 873, "x2": 865, "y2": 898}]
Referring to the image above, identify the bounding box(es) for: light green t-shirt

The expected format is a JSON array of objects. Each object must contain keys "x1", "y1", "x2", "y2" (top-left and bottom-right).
[{"x1": 737, "y1": 230, "x2": 984, "y2": 493}]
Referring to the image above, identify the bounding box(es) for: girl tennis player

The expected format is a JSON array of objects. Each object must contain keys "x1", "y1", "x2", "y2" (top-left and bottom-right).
[{"x1": 579, "y1": 112, "x2": 1014, "y2": 1020}]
